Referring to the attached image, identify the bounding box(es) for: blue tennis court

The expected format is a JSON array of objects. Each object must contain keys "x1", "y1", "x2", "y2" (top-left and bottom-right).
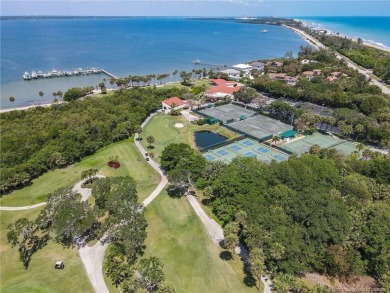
[
  {"x1": 217, "y1": 149, "x2": 229, "y2": 156},
  {"x1": 257, "y1": 147, "x2": 269, "y2": 154},
  {"x1": 245, "y1": 152, "x2": 257, "y2": 158},
  {"x1": 241, "y1": 140, "x2": 254, "y2": 146},
  {"x1": 272, "y1": 154, "x2": 287, "y2": 161},
  {"x1": 230, "y1": 144, "x2": 242, "y2": 151},
  {"x1": 205, "y1": 154, "x2": 216, "y2": 161}
]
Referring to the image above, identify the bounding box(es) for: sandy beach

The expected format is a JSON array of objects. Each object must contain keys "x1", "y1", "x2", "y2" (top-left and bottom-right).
[
  {"x1": 0, "y1": 102, "x2": 57, "y2": 113},
  {"x1": 285, "y1": 25, "x2": 390, "y2": 53}
]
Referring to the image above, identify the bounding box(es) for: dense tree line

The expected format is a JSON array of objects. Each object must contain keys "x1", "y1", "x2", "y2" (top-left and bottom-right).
[
  {"x1": 0, "y1": 87, "x2": 186, "y2": 194},
  {"x1": 161, "y1": 143, "x2": 390, "y2": 290}
]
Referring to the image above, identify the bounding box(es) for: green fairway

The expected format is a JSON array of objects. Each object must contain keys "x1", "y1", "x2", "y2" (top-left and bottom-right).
[
  {"x1": 140, "y1": 114, "x2": 239, "y2": 162},
  {"x1": 0, "y1": 140, "x2": 160, "y2": 207},
  {"x1": 143, "y1": 190, "x2": 258, "y2": 293},
  {"x1": 0, "y1": 209, "x2": 93, "y2": 293}
]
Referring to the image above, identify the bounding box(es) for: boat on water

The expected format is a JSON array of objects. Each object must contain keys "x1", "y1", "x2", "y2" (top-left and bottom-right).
[
  {"x1": 193, "y1": 59, "x2": 201, "y2": 64},
  {"x1": 22, "y1": 67, "x2": 103, "y2": 80},
  {"x1": 23, "y1": 71, "x2": 31, "y2": 80},
  {"x1": 261, "y1": 29, "x2": 269, "y2": 33}
]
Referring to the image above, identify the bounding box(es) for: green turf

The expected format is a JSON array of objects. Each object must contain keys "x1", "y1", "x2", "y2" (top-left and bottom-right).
[
  {"x1": 160, "y1": 79, "x2": 213, "y2": 90},
  {"x1": 140, "y1": 114, "x2": 239, "y2": 162},
  {"x1": 0, "y1": 208, "x2": 94, "y2": 293},
  {"x1": 0, "y1": 140, "x2": 160, "y2": 207},
  {"x1": 143, "y1": 190, "x2": 259, "y2": 293}
]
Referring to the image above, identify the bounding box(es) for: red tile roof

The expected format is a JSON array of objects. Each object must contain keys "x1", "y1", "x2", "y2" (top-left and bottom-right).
[
  {"x1": 212, "y1": 79, "x2": 228, "y2": 85},
  {"x1": 162, "y1": 97, "x2": 185, "y2": 107},
  {"x1": 207, "y1": 85, "x2": 241, "y2": 95}
]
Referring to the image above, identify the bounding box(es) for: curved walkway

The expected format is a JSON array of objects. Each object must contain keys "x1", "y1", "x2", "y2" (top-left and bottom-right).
[
  {"x1": 0, "y1": 202, "x2": 46, "y2": 211},
  {"x1": 79, "y1": 112, "x2": 168, "y2": 293}
]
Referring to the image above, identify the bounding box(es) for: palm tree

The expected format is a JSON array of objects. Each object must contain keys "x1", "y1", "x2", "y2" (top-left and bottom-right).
[
  {"x1": 224, "y1": 233, "x2": 238, "y2": 260},
  {"x1": 309, "y1": 144, "x2": 321, "y2": 155},
  {"x1": 354, "y1": 124, "x2": 364, "y2": 141},
  {"x1": 38, "y1": 91, "x2": 44, "y2": 102},
  {"x1": 135, "y1": 125, "x2": 142, "y2": 141},
  {"x1": 9, "y1": 96, "x2": 15, "y2": 104},
  {"x1": 272, "y1": 135, "x2": 281, "y2": 145},
  {"x1": 356, "y1": 143, "x2": 364, "y2": 155},
  {"x1": 57, "y1": 90, "x2": 63, "y2": 101},
  {"x1": 249, "y1": 248, "x2": 266, "y2": 291},
  {"x1": 173, "y1": 70, "x2": 178, "y2": 81}
]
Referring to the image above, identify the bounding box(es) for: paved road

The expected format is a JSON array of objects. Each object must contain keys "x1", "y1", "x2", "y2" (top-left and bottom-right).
[
  {"x1": 79, "y1": 112, "x2": 168, "y2": 293},
  {"x1": 186, "y1": 194, "x2": 224, "y2": 245},
  {"x1": 287, "y1": 26, "x2": 390, "y2": 96}
]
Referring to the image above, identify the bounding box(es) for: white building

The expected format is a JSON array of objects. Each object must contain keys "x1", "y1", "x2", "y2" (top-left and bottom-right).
[
  {"x1": 249, "y1": 61, "x2": 265, "y2": 71},
  {"x1": 220, "y1": 68, "x2": 241, "y2": 79},
  {"x1": 232, "y1": 63, "x2": 252, "y2": 74}
]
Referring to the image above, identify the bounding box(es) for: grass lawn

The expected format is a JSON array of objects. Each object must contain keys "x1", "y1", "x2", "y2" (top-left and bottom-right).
[
  {"x1": 140, "y1": 114, "x2": 239, "y2": 162},
  {"x1": 160, "y1": 79, "x2": 213, "y2": 90},
  {"x1": 143, "y1": 190, "x2": 259, "y2": 293},
  {"x1": 0, "y1": 208, "x2": 93, "y2": 293},
  {"x1": 0, "y1": 140, "x2": 160, "y2": 207}
]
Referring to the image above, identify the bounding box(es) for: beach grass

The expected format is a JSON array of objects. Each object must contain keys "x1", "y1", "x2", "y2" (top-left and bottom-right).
[
  {"x1": 143, "y1": 189, "x2": 259, "y2": 293},
  {"x1": 140, "y1": 114, "x2": 239, "y2": 162},
  {"x1": 0, "y1": 208, "x2": 94, "y2": 293},
  {"x1": 0, "y1": 139, "x2": 160, "y2": 207}
]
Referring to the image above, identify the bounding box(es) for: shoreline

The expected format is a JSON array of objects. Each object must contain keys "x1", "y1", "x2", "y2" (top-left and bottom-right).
[
  {"x1": 286, "y1": 24, "x2": 390, "y2": 53},
  {"x1": 296, "y1": 20, "x2": 390, "y2": 53}
]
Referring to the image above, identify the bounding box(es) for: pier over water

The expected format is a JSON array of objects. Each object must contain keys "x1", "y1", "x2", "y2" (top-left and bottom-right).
[{"x1": 22, "y1": 68, "x2": 117, "y2": 81}]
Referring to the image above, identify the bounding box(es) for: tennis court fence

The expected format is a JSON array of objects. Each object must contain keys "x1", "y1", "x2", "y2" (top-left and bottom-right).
[
  {"x1": 199, "y1": 135, "x2": 246, "y2": 153},
  {"x1": 262, "y1": 141, "x2": 294, "y2": 155}
]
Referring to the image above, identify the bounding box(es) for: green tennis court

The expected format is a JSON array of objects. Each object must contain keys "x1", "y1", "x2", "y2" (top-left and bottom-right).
[
  {"x1": 198, "y1": 104, "x2": 256, "y2": 124},
  {"x1": 281, "y1": 132, "x2": 358, "y2": 155},
  {"x1": 203, "y1": 138, "x2": 289, "y2": 164}
]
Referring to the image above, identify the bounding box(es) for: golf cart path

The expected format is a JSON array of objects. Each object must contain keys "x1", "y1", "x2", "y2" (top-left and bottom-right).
[
  {"x1": 186, "y1": 192, "x2": 273, "y2": 293},
  {"x1": 0, "y1": 174, "x2": 106, "y2": 211},
  {"x1": 79, "y1": 112, "x2": 168, "y2": 293}
]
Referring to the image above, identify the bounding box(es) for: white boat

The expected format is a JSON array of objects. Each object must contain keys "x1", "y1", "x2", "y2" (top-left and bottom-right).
[
  {"x1": 23, "y1": 71, "x2": 31, "y2": 80},
  {"x1": 23, "y1": 66, "x2": 102, "y2": 80},
  {"x1": 193, "y1": 59, "x2": 201, "y2": 64},
  {"x1": 261, "y1": 29, "x2": 269, "y2": 33}
]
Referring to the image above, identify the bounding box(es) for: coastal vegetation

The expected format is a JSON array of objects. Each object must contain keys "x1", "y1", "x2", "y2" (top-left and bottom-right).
[
  {"x1": 301, "y1": 28, "x2": 390, "y2": 83},
  {"x1": 162, "y1": 143, "x2": 390, "y2": 290},
  {"x1": 0, "y1": 140, "x2": 159, "y2": 207},
  {"x1": 0, "y1": 87, "x2": 185, "y2": 195},
  {"x1": 246, "y1": 46, "x2": 390, "y2": 147}
]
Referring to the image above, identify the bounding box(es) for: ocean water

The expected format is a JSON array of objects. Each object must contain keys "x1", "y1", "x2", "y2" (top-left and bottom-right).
[
  {"x1": 0, "y1": 17, "x2": 308, "y2": 109},
  {"x1": 297, "y1": 16, "x2": 390, "y2": 49}
]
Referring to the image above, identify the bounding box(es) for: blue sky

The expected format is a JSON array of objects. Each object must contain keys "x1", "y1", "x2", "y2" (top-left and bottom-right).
[{"x1": 1, "y1": 0, "x2": 389, "y2": 16}]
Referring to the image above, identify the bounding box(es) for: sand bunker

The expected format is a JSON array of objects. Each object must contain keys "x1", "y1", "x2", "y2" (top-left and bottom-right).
[{"x1": 174, "y1": 123, "x2": 184, "y2": 128}]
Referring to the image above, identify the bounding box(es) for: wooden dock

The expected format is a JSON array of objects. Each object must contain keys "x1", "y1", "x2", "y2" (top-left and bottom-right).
[{"x1": 101, "y1": 69, "x2": 118, "y2": 79}]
